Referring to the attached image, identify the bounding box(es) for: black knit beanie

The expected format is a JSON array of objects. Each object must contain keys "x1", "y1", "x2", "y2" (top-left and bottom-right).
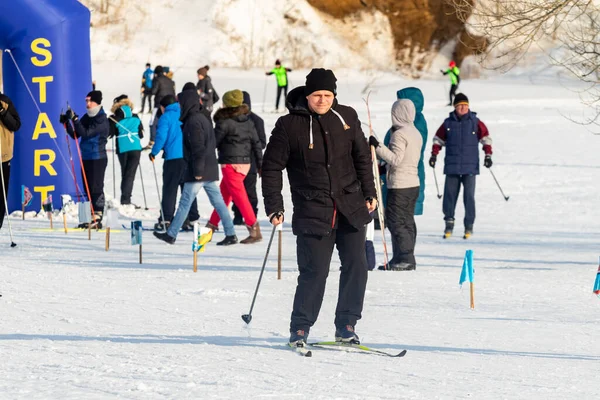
[
  {"x1": 86, "y1": 90, "x2": 103, "y2": 105},
  {"x1": 160, "y1": 94, "x2": 177, "y2": 108},
  {"x1": 182, "y1": 82, "x2": 197, "y2": 91},
  {"x1": 113, "y1": 94, "x2": 128, "y2": 104},
  {"x1": 453, "y1": 93, "x2": 469, "y2": 107},
  {"x1": 304, "y1": 68, "x2": 337, "y2": 96}
]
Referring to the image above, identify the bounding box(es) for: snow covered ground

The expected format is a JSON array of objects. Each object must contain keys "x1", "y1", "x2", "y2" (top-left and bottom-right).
[{"x1": 1, "y1": 65, "x2": 600, "y2": 399}]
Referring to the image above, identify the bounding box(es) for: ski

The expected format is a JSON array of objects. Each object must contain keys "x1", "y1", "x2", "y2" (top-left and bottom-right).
[
  {"x1": 121, "y1": 224, "x2": 187, "y2": 233},
  {"x1": 287, "y1": 343, "x2": 312, "y2": 357},
  {"x1": 308, "y1": 341, "x2": 407, "y2": 358}
]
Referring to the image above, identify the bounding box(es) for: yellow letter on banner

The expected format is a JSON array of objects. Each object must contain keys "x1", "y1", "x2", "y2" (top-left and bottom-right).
[
  {"x1": 34, "y1": 185, "x2": 55, "y2": 206},
  {"x1": 34, "y1": 149, "x2": 57, "y2": 176},
  {"x1": 32, "y1": 113, "x2": 57, "y2": 140},
  {"x1": 31, "y1": 38, "x2": 52, "y2": 67},
  {"x1": 32, "y1": 76, "x2": 54, "y2": 104}
]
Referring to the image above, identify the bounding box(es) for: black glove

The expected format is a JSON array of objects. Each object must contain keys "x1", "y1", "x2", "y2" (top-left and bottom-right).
[
  {"x1": 484, "y1": 155, "x2": 493, "y2": 168},
  {"x1": 149, "y1": 153, "x2": 155, "y2": 162},
  {"x1": 65, "y1": 109, "x2": 78, "y2": 122},
  {"x1": 429, "y1": 155, "x2": 437, "y2": 168},
  {"x1": 59, "y1": 113, "x2": 68, "y2": 124},
  {"x1": 368, "y1": 136, "x2": 379, "y2": 148},
  {"x1": 269, "y1": 211, "x2": 284, "y2": 223}
]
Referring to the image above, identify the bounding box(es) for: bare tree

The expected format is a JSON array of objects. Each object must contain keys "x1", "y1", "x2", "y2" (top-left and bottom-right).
[{"x1": 449, "y1": 0, "x2": 600, "y2": 123}]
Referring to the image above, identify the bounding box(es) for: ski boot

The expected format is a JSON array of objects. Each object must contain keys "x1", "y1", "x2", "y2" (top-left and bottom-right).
[
  {"x1": 181, "y1": 219, "x2": 195, "y2": 232},
  {"x1": 217, "y1": 235, "x2": 238, "y2": 246},
  {"x1": 154, "y1": 231, "x2": 176, "y2": 244},
  {"x1": 443, "y1": 219, "x2": 454, "y2": 239},
  {"x1": 289, "y1": 329, "x2": 308, "y2": 348},
  {"x1": 154, "y1": 221, "x2": 170, "y2": 232},
  {"x1": 389, "y1": 262, "x2": 416, "y2": 271},
  {"x1": 335, "y1": 325, "x2": 360, "y2": 344},
  {"x1": 464, "y1": 226, "x2": 473, "y2": 240},
  {"x1": 90, "y1": 213, "x2": 103, "y2": 230}
]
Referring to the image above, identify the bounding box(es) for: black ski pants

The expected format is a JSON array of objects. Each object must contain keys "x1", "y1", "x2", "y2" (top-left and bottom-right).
[
  {"x1": 386, "y1": 187, "x2": 419, "y2": 265},
  {"x1": 0, "y1": 161, "x2": 10, "y2": 229},
  {"x1": 161, "y1": 158, "x2": 186, "y2": 222},
  {"x1": 443, "y1": 174, "x2": 476, "y2": 228},
  {"x1": 118, "y1": 150, "x2": 141, "y2": 205},
  {"x1": 141, "y1": 91, "x2": 152, "y2": 113},
  {"x1": 290, "y1": 214, "x2": 368, "y2": 333},
  {"x1": 82, "y1": 158, "x2": 108, "y2": 215},
  {"x1": 159, "y1": 159, "x2": 199, "y2": 222},
  {"x1": 232, "y1": 171, "x2": 258, "y2": 222},
  {"x1": 276, "y1": 85, "x2": 288, "y2": 110},
  {"x1": 449, "y1": 84, "x2": 458, "y2": 105}
]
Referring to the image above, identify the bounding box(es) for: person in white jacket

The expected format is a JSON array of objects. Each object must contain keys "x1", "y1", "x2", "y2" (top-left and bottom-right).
[{"x1": 369, "y1": 99, "x2": 423, "y2": 271}]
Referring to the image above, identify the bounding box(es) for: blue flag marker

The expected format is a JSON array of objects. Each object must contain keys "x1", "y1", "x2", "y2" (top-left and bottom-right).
[
  {"x1": 594, "y1": 257, "x2": 600, "y2": 297},
  {"x1": 459, "y1": 250, "x2": 475, "y2": 309},
  {"x1": 131, "y1": 221, "x2": 142, "y2": 245},
  {"x1": 459, "y1": 249, "x2": 474, "y2": 286}
]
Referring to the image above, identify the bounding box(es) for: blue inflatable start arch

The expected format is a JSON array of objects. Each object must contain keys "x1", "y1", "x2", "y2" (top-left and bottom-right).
[{"x1": 0, "y1": 0, "x2": 92, "y2": 212}]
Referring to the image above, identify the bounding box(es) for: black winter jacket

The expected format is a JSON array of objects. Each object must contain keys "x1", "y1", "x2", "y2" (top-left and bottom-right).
[
  {"x1": 243, "y1": 91, "x2": 266, "y2": 174},
  {"x1": 152, "y1": 74, "x2": 176, "y2": 108},
  {"x1": 179, "y1": 90, "x2": 219, "y2": 183},
  {"x1": 196, "y1": 76, "x2": 219, "y2": 112},
  {"x1": 213, "y1": 105, "x2": 263, "y2": 167},
  {"x1": 261, "y1": 86, "x2": 376, "y2": 236}
]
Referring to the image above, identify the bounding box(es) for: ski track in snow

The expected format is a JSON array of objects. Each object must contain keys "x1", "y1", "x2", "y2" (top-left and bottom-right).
[{"x1": 1, "y1": 65, "x2": 599, "y2": 399}]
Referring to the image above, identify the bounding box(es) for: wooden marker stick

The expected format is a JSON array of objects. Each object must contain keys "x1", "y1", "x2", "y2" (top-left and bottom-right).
[
  {"x1": 470, "y1": 282, "x2": 475, "y2": 309},
  {"x1": 105, "y1": 227, "x2": 110, "y2": 251}
]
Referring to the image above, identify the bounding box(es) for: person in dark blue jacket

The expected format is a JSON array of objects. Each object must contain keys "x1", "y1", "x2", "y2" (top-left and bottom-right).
[
  {"x1": 64, "y1": 90, "x2": 110, "y2": 228},
  {"x1": 149, "y1": 95, "x2": 185, "y2": 230},
  {"x1": 429, "y1": 93, "x2": 493, "y2": 239}
]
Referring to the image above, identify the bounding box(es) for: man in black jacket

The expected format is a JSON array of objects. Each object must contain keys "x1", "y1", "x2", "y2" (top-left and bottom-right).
[
  {"x1": 261, "y1": 68, "x2": 377, "y2": 348},
  {"x1": 146, "y1": 65, "x2": 176, "y2": 149},
  {"x1": 154, "y1": 87, "x2": 236, "y2": 245},
  {"x1": 232, "y1": 91, "x2": 266, "y2": 225},
  {"x1": 0, "y1": 92, "x2": 21, "y2": 230}
]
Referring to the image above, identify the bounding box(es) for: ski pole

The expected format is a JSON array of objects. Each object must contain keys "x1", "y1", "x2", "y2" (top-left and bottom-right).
[
  {"x1": 151, "y1": 159, "x2": 167, "y2": 232},
  {"x1": 112, "y1": 136, "x2": 116, "y2": 200},
  {"x1": 0, "y1": 138, "x2": 16, "y2": 248},
  {"x1": 138, "y1": 163, "x2": 149, "y2": 210},
  {"x1": 261, "y1": 74, "x2": 268, "y2": 113},
  {"x1": 363, "y1": 92, "x2": 390, "y2": 270},
  {"x1": 432, "y1": 167, "x2": 442, "y2": 199},
  {"x1": 242, "y1": 224, "x2": 277, "y2": 324},
  {"x1": 488, "y1": 168, "x2": 510, "y2": 201}
]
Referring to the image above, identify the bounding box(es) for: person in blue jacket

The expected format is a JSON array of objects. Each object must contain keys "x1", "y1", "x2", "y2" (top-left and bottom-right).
[
  {"x1": 109, "y1": 95, "x2": 144, "y2": 207},
  {"x1": 63, "y1": 90, "x2": 110, "y2": 228},
  {"x1": 140, "y1": 63, "x2": 153, "y2": 113},
  {"x1": 379, "y1": 87, "x2": 428, "y2": 219},
  {"x1": 149, "y1": 95, "x2": 184, "y2": 230}
]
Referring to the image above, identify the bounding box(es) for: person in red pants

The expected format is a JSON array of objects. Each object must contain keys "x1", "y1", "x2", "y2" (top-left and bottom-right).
[{"x1": 207, "y1": 89, "x2": 264, "y2": 244}]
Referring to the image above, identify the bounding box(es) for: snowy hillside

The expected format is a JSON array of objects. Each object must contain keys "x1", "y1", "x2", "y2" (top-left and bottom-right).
[
  {"x1": 1, "y1": 63, "x2": 600, "y2": 398},
  {"x1": 83, "y1": 0, "x2": 395, "y2": 70}
]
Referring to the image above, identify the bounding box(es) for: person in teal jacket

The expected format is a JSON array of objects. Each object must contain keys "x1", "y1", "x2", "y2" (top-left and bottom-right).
[
  {"x1": 265, "y1": 59, "x2": 292, "y2": 112},
  {"x1": 380, "y1": 88, "x2": 428, "y2": 218},
  {"x1": 109, "y1": 95, "x2": 144, "y2": 206},
  {"x1": 441, "y1": 61, "x2": 460, "y2": 106}
]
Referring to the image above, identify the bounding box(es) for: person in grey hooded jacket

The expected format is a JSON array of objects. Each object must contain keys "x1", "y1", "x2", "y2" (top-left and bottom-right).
[{"x1": 369, "y1": 99, "x2": 423, "y2": 271}]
